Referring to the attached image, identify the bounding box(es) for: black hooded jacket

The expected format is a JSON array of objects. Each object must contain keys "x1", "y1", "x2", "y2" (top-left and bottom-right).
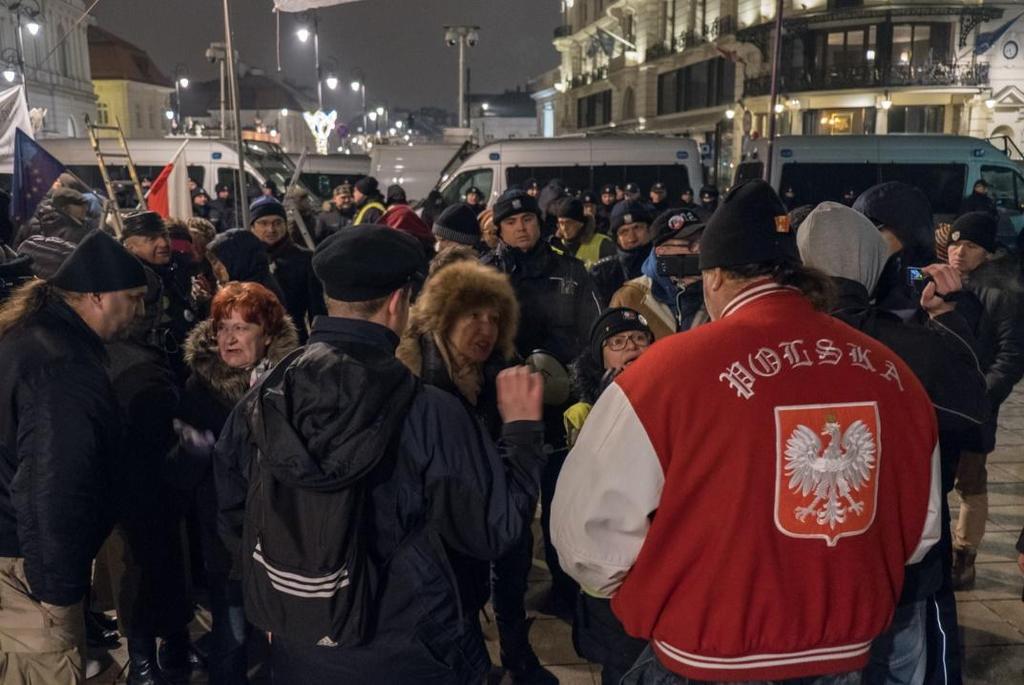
[
  {"x1": 481, "y1": 241, "x2": 601, "y2": 365},
  {"x1": 590, "y1": 244, "x2": 651, "y2": 306},
  {"x1": 214, "y1": 317, "x2": 545, "y2": 682},
  {"x1": 264, "y1": 237, "x2": 326, "y2": 343},
  {"x1": 0, "y1": 297, "x2": 122, "y2": 605},
  {"x1": 208, "y1": 229, "x2": 285, "y2": 301}
]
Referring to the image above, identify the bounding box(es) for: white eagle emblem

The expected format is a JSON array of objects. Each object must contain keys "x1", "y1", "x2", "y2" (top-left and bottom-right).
[{"x1": 783, "y1": 415, "x2": 876, "y2": 529}]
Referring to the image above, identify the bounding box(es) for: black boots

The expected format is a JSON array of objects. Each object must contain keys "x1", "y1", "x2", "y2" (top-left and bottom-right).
[
  {"x1": 499, "y1": 618, "x2": 558, "y2": 685},
  {"x1": 85, "y1": 610, "x2": 120, "y2": 649},
  {"x1": 127, "y1": 639, "x2": 171, "y2": 685},
  {"x1": 158, "y1": 631, "x2": 198, "y2": 685}
]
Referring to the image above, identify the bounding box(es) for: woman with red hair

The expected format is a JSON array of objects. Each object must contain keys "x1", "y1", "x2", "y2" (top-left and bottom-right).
[{"x1": 177, "y1": 281, "x2": 298, "y2": 683}]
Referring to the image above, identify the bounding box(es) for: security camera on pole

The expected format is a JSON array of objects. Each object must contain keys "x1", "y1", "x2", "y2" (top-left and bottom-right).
[{"x1": 443, "y1": 25, "x2": 480, "y2": 129}]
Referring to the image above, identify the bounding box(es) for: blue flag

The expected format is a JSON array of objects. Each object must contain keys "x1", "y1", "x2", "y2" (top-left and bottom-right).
[
  {"x1": 975, "y1": 12, "x2": 1024, "y2": 55},
  {"x1": 9, "y1": 128, "x2": 66, "y2": 228}
]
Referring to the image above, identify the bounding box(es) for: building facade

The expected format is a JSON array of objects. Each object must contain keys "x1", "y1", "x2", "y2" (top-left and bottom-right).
[
  {"x1": 468, "y1": 89, "x2": 540, "y2": 144},
  {"x1": 0, "y1": 0, "x2": 96, "y2": 137},
  {"x1": 88, "y1": 26, "x2": 172, "y2": 139},
  {"x1": 548, "y1": 1, "x2": 1023, "y2": 186}
]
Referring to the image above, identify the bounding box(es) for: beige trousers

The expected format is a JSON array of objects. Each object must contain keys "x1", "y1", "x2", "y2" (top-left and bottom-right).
[
  {"x1": 0, "y1": 557, "x2": 85, "y2": 685},
  {"x1": 953, "y1": 450, "x2": 989, "y2": 552}
]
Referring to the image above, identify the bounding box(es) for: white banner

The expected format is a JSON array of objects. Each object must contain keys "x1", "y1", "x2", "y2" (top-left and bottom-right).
[
  {"x1": 274, "y1": 0, "x2": 366, "y2": 12},
  {"x1": 0, "y1": 86, "x2": 32, "y2": 174}
]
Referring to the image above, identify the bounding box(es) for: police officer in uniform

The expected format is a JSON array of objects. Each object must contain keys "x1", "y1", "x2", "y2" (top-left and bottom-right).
[{"x1": 482, "y1": 189, "x2": 602, "y2": 614}]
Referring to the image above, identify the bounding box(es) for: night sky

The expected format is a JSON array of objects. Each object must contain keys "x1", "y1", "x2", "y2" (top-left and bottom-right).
[{"x1": 93, "y1": 0, "x2": 562, "y2": 117}]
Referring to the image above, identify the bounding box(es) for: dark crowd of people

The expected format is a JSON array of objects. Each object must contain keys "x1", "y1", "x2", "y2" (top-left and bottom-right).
[{"x1": 0, "y1": 166, "x2": 1022, "y2": 685}]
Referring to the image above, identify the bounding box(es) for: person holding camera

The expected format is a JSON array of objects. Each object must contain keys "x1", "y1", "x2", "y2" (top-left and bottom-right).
[
  {"x1": 945, "y1": 211, "x2": 1024, "y2": 590},
  {"x1": 610, "y1": 208, "x2": 708, "y2": 339}
]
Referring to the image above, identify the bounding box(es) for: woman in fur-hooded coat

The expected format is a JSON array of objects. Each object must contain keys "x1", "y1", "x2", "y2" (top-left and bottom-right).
[{"x1": 396, "y1": 258, "x2": 519, "y2": 437}]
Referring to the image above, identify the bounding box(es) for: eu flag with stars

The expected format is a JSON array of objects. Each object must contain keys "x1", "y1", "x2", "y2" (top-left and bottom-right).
[{"x1": 9, "y1": 128, "x2": 67, "y2": 228}]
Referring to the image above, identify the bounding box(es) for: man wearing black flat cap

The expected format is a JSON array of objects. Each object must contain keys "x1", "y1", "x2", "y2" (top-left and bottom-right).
[
  {"x1": 215, "y1": 224, "x2": 547, "y2": 685},
  {"x1": 0, "y1": 230, "x2": 147, "y2": 683},
  {"x1": 610, "y1": 207, "x2": 708, "y2": 338},
  {"x1": 352, "y1": 176, "x2": 386, "y2": 225},
  {"x1": 590, "y1": 200, "x2": 655, "y2": 306},
  {"x1": 121, "y1": 210, "x2": 202, "y2": 383}
]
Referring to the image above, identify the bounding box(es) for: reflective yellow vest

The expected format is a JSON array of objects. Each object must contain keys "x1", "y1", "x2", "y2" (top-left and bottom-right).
[
  {"x1": 573, "y1": 234, "x2": 612, "y2": 270},
  {"x1": 353, "y1": 200, "x2": 386, "y2": 225}
]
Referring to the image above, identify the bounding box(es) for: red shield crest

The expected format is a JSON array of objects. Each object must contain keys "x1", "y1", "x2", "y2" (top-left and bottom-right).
[{"x1": 774, "y1": 402, "x2": 881, "y2": 546}]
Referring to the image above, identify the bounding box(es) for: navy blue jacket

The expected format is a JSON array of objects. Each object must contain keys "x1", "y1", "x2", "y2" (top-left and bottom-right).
[{"x1": 215, "y1": 316, "x2": 545, "y2": 684}]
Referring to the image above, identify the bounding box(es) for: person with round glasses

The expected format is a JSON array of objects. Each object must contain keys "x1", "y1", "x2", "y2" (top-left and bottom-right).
[{"x1": 562, "y1": 307, "x2": 654, "y2": 684}]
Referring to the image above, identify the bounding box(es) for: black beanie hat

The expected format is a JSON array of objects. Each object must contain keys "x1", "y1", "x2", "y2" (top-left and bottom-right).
[
  {"x1": 121, "y1": 210, "x2": 167, "y2": 240},
  {"x1": 852, "y1": 182, "x2": 933, "y2": 252},
  {"x1": 249, "y1": 196, "x2": 287, "y2": 225},
  {"x1": 386, "y1": 184, "x2": 407, "y2": 205},
  {"x1": 589, "y1": 307, "x2": 652, "y2": 361},
  {"x1": 554, "y1": 197, "x2": 586, "y2": 224},
  {"x1": 313, "y1": 225, "x2": 426, "y2": 301},
  {"x1": 950, "y1": 211, "x2": 998, "y2": 253},
  {"x1": 493, "y1": 190, "x2": 542, "y2": 225},
  {"x1": 610, "y1": 200, "x2": 653, "y2": 234},
  {"x1": 50, "y1": 229, "x2": 147, "y2": 293},
  {"x1": 698, "y1": 180, "x2": 799, "y2": 271},
  {"x1": 355, "y1": 176, "x2": 380, "y2": 196},
  {"x1": 432, "y1": 203, "x2": 481, "y2": 246}
]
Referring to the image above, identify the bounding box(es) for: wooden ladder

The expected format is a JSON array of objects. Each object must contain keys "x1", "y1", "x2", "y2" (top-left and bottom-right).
[{"x1": 84, "y1": 115, "x2": 147, "y2": 237}]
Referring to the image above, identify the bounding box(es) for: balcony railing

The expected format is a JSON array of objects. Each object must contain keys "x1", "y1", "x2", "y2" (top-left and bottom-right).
[
  {"x1": 646, "y1": 16, "x2": 738, "y2": 63},
  {"x1": 569, "y1": 66, "x2": 609, "y2": 89},
  {"x1": 743, "y1": 61, "x2": 989, "y2": 96}
]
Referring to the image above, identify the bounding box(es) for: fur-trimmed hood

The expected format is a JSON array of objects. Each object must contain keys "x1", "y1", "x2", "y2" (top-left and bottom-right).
[
  {"x1": 397, "y1": 260, "x2": 519, "y2": 371},
  {"x1": 183, "y1": 315, "x2": 300, "y2": 405}
]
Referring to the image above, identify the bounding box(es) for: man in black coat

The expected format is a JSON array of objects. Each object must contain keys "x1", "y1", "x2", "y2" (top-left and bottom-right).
[
  {"x1": 215, "y1": 226, "x2": 547, "y2": 684},
  {"x1": 481, "y1": 190, "x2": 602, "y2": 614},
  {"x1": 590, "y1": 200, "x2": 654, "y2": 306},
  {"x1": 248, "y1": 196, "x2": 325, "y2": 342},
  {"x1": 0, "y1": 230, "x2": 147, "y2": 682},
  {"x1": 209, "y1": 184, "x2": 239, "y2": 233},
  {"x1": 946, "y1": 212, "x2": 1024, "y2": 590},
  {"x1": 121, "y1": 211, "x2": 203, "y2": 385}
]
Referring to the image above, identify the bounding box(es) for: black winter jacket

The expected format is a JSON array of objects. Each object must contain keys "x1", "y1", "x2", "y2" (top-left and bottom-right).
[
  {"x1": 589, "y1": 244, "x2": 651, "y2": 306},
  {"x1": 13, "y1": 200, "x2": 90, "y2": 248},
  {"x1": 265, "y1": 237, "x2": 326, "y2": 343},
  {"x1": 963, "y1": 253, "x2": 1024, "y2": 451},
  {"x1": 482, "y1": 241, "x2": 601, "y2": 365},
  {"x1": 214, "y1": 317, "x2": 545, "y2": 683},
  {"x1": 0, "y1": 298, "x2": 122, "y2": 605},
  {"x1": 830, "y1": 277, "x2": 989, "y2": 602}
]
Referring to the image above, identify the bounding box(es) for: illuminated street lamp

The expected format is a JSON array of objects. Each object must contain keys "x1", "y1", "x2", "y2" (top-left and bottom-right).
[{"x1": 443, "y1": 25, "x2": 480, "y2": 127}]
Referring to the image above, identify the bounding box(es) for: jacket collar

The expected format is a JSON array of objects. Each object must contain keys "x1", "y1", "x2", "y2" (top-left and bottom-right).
[
  {"x1": 45, "y1": 297, "x2": 108, "y2": 364},
  {"x1": 309, "y1": 316, "x2": 399, "y2": 353},
  {"x1": 721, "y1": 280, "x2": 801, "y2": 319}
]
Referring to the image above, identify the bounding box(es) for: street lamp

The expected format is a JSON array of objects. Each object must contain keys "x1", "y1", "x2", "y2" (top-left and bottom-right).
[
  {"x1": 296, "y1": 11, "x2": 324, "y2": 111},
  {"x1": 443, "y1": 25, "x2": 480, "y2": 128},
  {"x1": 280, "y1": 108, "x2": 289, "y2": 117},
  {"x1": 296, "y1": 27, "x2": 310, "y2": 43},
  {"x1": 173, "y1": 63, "x2": 189, "y2": 133},
  {"x1": 325, "y1": 75, "x2": 338, "y2": 90},
  {"x1": 7, "y1": 1, "x2": 41, "y2": 104},
  {"x1": 350, "y1": 71, "x2": 367, "y2": 137}
]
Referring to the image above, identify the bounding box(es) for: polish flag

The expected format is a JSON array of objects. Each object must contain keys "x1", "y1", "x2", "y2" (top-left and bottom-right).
[{"x1": 147, "y1": 140, "x2": 192, "y2": 219}]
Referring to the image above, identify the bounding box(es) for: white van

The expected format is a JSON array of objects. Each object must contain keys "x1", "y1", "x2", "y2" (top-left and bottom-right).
[
  {"x1": 288, "y1": 152, "x2": 370, "y2": 199},
  {"x1": 436, "y1": 136, "x2": 704, "y2": 207},
  {"x1": 36, "y1": 137, "x2": 315, "y2": 202},
  {"x1": 736, "y1": 135, "x2": 1024, "y2": 240},
  {"x1": 370, "y1": 143, "x2": 465, "y2": 203}
]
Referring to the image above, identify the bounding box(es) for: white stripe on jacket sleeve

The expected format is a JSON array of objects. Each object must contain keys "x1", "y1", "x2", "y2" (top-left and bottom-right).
[
  {"x1": 551, "y1": 382, "x2": 665, "y2": 597},
  {"x1": 907, "y1": 442, "x2": 941, "y2": 565}
]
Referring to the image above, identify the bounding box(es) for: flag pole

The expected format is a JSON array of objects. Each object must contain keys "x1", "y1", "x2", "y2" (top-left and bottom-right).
[{"x1": 224, "y1": 0, "x2": 250, "y2": 228}]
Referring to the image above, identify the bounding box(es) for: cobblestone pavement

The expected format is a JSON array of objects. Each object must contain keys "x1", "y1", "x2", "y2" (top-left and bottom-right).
[{"x1": 93, "y1": 389, "x2": 1024, "y2": 684}]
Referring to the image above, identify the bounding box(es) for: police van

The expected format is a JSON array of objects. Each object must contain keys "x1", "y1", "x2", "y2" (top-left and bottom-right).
[
  {"x1": 436, "y1": 136, "x2": 704, "y2": 208},
  {"x1": 736, "y1": 135, "x2": 1024, "y2": 241},
  {"x1": 288, "y1": 152, "x2": 369, "y2": 199}
]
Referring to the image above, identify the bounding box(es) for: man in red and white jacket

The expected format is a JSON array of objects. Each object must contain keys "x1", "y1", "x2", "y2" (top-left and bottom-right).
[{"x1": 552, "y1": 180, "x2": 940, "y2": 684}]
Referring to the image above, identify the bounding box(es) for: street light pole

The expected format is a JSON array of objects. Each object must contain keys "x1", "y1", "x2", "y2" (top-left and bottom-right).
[
  {"x1": 444, "y1": 26, "x2": 479, "y2": 129},
  {"x1": 457, "y1": 37, "x2": 465, "y2": 128},
  {"x1": 313, "y1": 12, "x2": 322, "y2": 112},
  {"x1": 223, "y1": 0, "x2": 249, "y2": 228},
  {"x1": 765, "y1": 0, "x2": 785, "y2": 183}
]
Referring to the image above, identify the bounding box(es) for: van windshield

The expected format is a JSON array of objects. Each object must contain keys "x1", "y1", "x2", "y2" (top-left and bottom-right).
[
  {"x1": 779, "y1": 163, "x2": 966, "y2": 215},
  {"x1": 244, "y1": 141, "x2": 319, "y2": 202}
]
